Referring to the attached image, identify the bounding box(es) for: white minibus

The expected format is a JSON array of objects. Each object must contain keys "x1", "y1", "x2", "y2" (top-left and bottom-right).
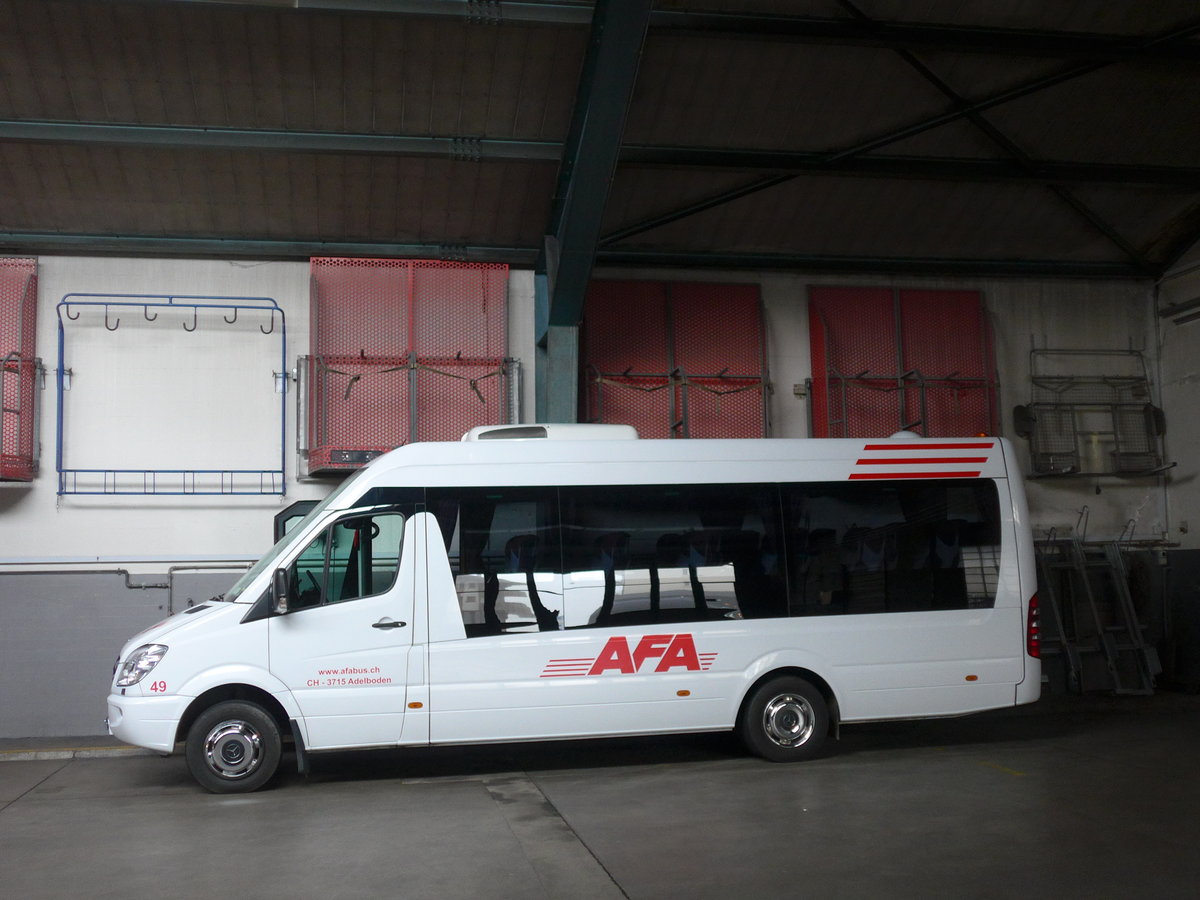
[{"x1": 107, "y1": 426, "x2": 1040, "y2": 792}]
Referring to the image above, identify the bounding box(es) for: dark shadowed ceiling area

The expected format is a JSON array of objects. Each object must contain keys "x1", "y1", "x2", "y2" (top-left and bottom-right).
[{"x1": 3, "y1": 0, "x2": 1200, "y2": 301}]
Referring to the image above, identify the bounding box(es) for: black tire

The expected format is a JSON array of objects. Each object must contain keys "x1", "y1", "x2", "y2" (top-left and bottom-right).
[
  {"x1": 185, "y1": 700, "x2": 282, "y2": 793},
  {"x1": 739, "y1": 676, "x2": 829, "y2": 762}
]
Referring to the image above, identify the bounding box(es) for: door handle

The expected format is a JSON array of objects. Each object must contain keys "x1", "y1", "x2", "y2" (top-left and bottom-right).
[{"x1": 372, "y1": 618, "x2": 407, "y2": 629}]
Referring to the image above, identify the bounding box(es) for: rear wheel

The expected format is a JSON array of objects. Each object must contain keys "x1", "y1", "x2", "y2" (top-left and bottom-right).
[
  {"x1": 739, "y1": 676, "x2": 829, "y2": 762},
  {"x1": 185, "y1": 700, "x2": 281, "y2": 793}
]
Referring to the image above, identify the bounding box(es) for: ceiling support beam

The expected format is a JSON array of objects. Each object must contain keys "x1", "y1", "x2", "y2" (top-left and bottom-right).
[
  {"x1": 601, "y1": 17, "x2": 1200, "y2": 249},
  {"x1": 138, "y1": 1, "x2": 595, "y2": 25},
  {"x1": 593, "y1": 249, "x2": 1151, "y2": 280},
  {"x1": 8, "y1": 120, "x2": 1199, "y2": 189},
  {"x1": 141, "y1": 3, "x2": 1200, "y2": 61},
  {"x1": 534, "y1": 0, "x2": 649, "y2": 423},
  {"x1": 0, "y1": 231, "x2": 536, "y2": 263},
  {"x1": 655, "y1": 10, "x2": 1200, "y2": 61},
  {"x1": 0, "y1": 230, "x2": 1153, "y2": 279},
  {"x1": 620, "y1": 151, "x2": 1200, "y2": 188},
  {"x1": 0, "y1": 120, "x2": 562, "y2": 161},
  {"x1": 539, "y1": 0, "x2": 650, "y2": 331}
]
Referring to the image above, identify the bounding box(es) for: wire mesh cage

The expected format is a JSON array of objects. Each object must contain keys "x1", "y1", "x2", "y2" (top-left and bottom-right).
[
  {"x1": 1024, "y1": 349, "x2": 1165, "y2": 476},
  {"x1": 809, "y1": 287, "x2": 998, "y2": 439},
  {"x1": 306, "y1": 258, "x2": 510, "y2": 474},
  {"x1": 582, "y1": 281, "x2": 767, "y2": 438},
  {"x1": 1, "y1": 258, "x2": 39, "y2": 481}
]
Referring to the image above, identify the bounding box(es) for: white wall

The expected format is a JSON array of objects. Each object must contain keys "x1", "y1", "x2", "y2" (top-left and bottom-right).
[
  {"x1": 3, "y1": 257, "x2": 329, "y2": 569},
  {"x1": 1156, "y1": 262, "x2": 1200, "y2": 551}
]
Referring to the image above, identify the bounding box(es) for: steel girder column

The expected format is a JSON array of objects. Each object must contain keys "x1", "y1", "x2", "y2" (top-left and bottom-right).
[{"x1": 535, "y1": 0, "x2": 651, "y2": 423}]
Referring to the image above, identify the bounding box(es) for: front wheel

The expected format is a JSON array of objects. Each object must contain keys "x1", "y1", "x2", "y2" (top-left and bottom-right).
[
  {"x1": 185, "y1": 700, "x2": 281, "y2": 793},
  {"x1": 739, "y1": 676, "x2": 829, "y2": 762}
]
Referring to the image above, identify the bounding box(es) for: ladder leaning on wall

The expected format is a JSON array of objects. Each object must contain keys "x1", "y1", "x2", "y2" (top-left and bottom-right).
[{"x1": 1034, "y1": 535, "x2": 1160, "y2": 695}]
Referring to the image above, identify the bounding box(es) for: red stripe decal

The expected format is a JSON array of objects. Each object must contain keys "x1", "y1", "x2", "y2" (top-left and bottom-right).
[
  {"x1": 855, "y1": 456, "x2": 988, "y2": 465},
  {"x1": 862, "y1": 442, "x2": 994, "y2": 451},
  {"x1": 850, "y1": 471, "x2": 981, "y2": 480},
  {"x1": 541, "y1": 657, "x2": 595, "y2": 678}
]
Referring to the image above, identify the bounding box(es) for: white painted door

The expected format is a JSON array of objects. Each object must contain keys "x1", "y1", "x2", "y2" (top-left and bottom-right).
[{"x1": 269, "y1": 508, "x2": 415, "y2": 749}]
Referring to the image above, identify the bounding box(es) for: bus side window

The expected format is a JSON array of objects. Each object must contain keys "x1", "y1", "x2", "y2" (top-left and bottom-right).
[
  {"x1": 783, "y1": 480, "x2": 1001, "y2": 616},
  {"x1": 427, "y1": 487, "x2": 561, "y2": 637},
  {"x1": 559, "y1": 483, "x2": 786, "y2": 627}
]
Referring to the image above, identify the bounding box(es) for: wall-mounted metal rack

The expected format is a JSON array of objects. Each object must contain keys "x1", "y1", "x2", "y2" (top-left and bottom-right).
[
  {"x1": 1015, "y1": 348, "x2": 1173, "y2": 479},
  {"x1": 55, "y1": 293, "x2": 287, "y2": 496},
  {"x1": 585, "y1": 365, "x2": 766, "y2": 439}
]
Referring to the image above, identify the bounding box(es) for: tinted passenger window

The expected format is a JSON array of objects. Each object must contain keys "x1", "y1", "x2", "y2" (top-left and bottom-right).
[
  {"x1": 427, "y1": 487, "x2": 562, "y2": 636},
  {"x1": 782, "y1": 479, "x2": 1001, "y2": 615},
  {"x1": 559, "y1": 484, "x2": 786, "y2": 627}
]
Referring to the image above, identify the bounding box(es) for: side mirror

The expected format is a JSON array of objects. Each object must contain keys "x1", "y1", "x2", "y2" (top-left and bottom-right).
[{"x1": 272, "y1": 568, "x2": 291, "y2": 615}]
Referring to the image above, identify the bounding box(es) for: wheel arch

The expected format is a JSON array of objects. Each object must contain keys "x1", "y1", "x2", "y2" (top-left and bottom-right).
[
  {"x1": 737, "y1": 666, "x2": 841, "y2": 739},
  {"x1": 176, "y1": 684, "x2": 291, "y2": 747}
]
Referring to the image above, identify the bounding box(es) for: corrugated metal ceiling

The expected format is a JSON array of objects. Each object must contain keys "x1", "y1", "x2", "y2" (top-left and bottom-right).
[{"x1": 1, "y1": 0, "x2": 1200, "y2": 283}]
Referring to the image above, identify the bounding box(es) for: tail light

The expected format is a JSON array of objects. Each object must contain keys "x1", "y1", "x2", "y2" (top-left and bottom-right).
[{"x1": 1026, "y1": 593, "x2": 1040, "y2": 658}]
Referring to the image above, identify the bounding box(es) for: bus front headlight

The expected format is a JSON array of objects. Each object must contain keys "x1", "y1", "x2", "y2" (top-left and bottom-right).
[{"x1": 115, "y1": 644, "x2": 168, "y2": 687}]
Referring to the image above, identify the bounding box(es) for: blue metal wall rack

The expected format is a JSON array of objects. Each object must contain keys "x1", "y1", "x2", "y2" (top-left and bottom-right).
[{"x1": 56, "y1": 293, "x2": 287, "y2": 496}]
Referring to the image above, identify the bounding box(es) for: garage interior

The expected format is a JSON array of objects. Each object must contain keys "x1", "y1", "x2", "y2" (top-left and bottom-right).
[{"x1": 3, "y1": 1, "x2": 1200, "y2": 896}]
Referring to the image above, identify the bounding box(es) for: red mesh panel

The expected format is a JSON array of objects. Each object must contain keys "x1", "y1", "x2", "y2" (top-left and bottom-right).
[
  {"x1": 584, "y1": 281, "x2": 670, "y2": 374},
  {"x1": 311, "y1": 259, "x2": 411, "y2": 357},
  {"x1": 808, "y1": 301, "x2": 829, "y2": 439},
  {"x1": 808, "y1": 287, "x2": 896, "y2": 438},
  {"x1": 899, "y1": 289, "x2": 996, "y2": 437},
  {"x1": 671, "y1": 283, "x2": 762, "y2": 377},
  {"x1": 808, "y1": 286, "x2": 996, "y2": 438},
  {"x1": 416, "y1": 359, "x2": 509, "y2": 443},
  {"x1": 306, "y1": 355, "x2": 408, "y2": 472},
  {"x1": 0, "y1": 258, "x2": 37, "y2": 480},
  {"x1": 586, "y1": 375, "x2": 672, "y2": 439},
  {"x1": 413, "y1": 264, "x2": 506, "y2": 359},
  {"x1": 583, "y1": 280, "x2": 766, "y2": 438},
  {"x1": 308, "y1": 258, "x2": 508, "y2": 472},
  {"x1": 683, "y1": 377, "x2": 765, "y2": 439}
]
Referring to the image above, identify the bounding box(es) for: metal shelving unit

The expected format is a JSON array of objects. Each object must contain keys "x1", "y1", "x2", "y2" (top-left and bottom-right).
[{"x1": 1018, "y1": 348, "x2": 1172, "y2": 478}]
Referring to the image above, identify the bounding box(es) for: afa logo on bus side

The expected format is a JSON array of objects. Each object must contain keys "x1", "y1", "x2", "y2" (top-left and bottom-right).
[{"x1": 541, "y1": 634, "x2": 718, "y2": 678}]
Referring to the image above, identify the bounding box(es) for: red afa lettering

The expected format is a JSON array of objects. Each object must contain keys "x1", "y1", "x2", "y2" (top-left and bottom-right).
[
  {"x1": 586, "y1": 634, "x2": 703, "y2": 675},
  {"x1": 656, "y1": 634, "x2": 701, "y2": 672},
  {"x1": 588, "y1": 636, "x2": 636, "y2": 675},
  {"x1": 632, "y1": 634, "x2": 673, "y2": 670}
]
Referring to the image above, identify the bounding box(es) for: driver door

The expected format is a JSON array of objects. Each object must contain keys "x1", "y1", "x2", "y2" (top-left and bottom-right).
[{"x1": 269, "y1": 507, "x2": 416, "y2": 750}]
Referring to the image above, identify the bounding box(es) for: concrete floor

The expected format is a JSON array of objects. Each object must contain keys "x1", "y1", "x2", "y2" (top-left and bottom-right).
[{"x1": 3, "y1": 694, "x2": 1200, "y2": 900}]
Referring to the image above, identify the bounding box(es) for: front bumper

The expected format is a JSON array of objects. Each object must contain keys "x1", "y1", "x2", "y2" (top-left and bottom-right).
[{"x1": 106, "y1": 693, "x2": 192, "y2": 754}]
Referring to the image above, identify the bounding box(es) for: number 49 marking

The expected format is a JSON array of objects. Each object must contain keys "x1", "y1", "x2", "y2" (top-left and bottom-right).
[{"x1": 149, "y1": 681, "x2": 167, "y2": 693}]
